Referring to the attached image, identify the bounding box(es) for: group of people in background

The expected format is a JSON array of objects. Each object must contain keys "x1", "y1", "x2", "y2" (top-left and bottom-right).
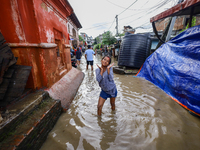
[
  {"x1": 72, "y1": 44, "x2": 117, "y2": 116},
  {"x1": 101, "y1": 46, "x2": 112, "y2": 57},
  {"x1": 72, "y1": 45, "x2": 97, "y2": 70},
  {"x1": 71, "y1": 45, "x2": 83, "y2": 66}
]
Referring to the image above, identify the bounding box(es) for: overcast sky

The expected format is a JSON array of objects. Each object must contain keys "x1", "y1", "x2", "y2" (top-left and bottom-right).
[{"x1": 68, "y1": 0, "x2": 179, "y2": 38}]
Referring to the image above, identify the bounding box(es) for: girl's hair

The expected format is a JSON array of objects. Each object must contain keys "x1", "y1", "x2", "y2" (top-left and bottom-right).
[{"x1": 102, "y1": 55, "x2": 111, "y2": 64}]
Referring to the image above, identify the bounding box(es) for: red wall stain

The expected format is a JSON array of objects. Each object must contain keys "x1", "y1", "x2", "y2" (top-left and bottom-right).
[
  {"x1": 17, "y1": 0, "x2": 40, "y2": 43},
  {"x1": 0, "y1": 0, "x2": 74, "y2": 90},
  {"x1": 0, "y1": 0, "x2": 25, "y2": 43}
]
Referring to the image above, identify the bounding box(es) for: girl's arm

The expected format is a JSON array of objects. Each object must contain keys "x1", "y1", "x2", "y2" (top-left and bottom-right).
[
  {"x1": 108, "y1": 67, "x2": 114, "y2": 82},
  {"x1": 107, "y1": 63, "x2": 114, "y2": 75},
  {"x1": 95, "y1": 68, "x2": 103, "y2": 83},
  {"x1": 107, "y1": 63, "x2": 114, "y2": 81}
]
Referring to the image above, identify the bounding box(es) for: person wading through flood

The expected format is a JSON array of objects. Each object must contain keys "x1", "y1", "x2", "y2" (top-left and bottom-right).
[
  {"x1": 85, "y1": 45, "x2": 96, "y2": 71},
  {"x1": 95, "y1": 55, "x2": 117, "y2": 116},
  {"x1": 76, "y1": 48, "x2": 82, "y2": 66}
]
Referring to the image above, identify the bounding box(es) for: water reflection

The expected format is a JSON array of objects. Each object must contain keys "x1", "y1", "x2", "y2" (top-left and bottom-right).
[
  {"x1": 97, "y1": 113, "x2": 117, "y2": 149},
  {"x1": 40, "y1": 54, "x2": 200, "y2": 150}
]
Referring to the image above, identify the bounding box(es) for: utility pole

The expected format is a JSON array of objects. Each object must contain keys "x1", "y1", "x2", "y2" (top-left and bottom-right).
[{"x1": 115, "y1": 15, "x2": 119, "y2": 37}]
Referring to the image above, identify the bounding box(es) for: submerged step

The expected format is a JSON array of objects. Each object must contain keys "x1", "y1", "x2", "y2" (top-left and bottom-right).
[
  {"x1": 0, "y1": 91, "x2": 62, "y2": 150},
  {"x1": 0, "y1": 91, "x2": 48, "y2": 142}
]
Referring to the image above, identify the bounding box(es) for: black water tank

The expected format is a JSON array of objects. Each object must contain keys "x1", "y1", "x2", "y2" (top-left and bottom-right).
[{"x1": 118, "y1": 33, "x2": 151, "y2": 68}]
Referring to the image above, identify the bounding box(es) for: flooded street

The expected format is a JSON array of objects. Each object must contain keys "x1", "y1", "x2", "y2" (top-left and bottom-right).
[{"x1": 41, "y1": 54, "x2": 200, "y2": 150}]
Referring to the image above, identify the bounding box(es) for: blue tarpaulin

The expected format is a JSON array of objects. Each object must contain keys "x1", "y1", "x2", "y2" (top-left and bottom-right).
[{"x1": 137, "y1": 25, "x2": 200, "y2": 116}]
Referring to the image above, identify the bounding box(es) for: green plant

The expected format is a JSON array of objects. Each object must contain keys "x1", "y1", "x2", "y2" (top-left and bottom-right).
[
  {"x1": 79, "y1": 35, "x2": 85, "y2": 43},
  {"x1": 102, "y1": 31, "x2": 117, "y2": 45},
  {"x1": 94, "y1": 43, "x2": 104, "y2": 50}
]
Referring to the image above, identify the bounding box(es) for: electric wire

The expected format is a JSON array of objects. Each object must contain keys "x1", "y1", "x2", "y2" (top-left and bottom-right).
[
  {"x1": 83, "y1": 21, "x2": 114, "y2": 30},
  {"x1": 113, "y1": 0, "x2": 169, "y2": 33},
  {"x1": 82, "y1": 0, "x2": 177, "y2": 36},
  {"x1": 84, "y1": 0, "x2": 174, "y2": 31},
  {"x1": 116, "y1": 0, "x2": 174, "y2": 25},
  {"x1": 118, "y1": 0, "x2": 138, "y2": 16},
  {"x1": 120, "y1": 0, "x2": 175, "y2": 30},
  {"x1": 106, "y1": 0, "x2": 135, "y2": 10},
  {"x1": 108, "y1": 18, "x2": 116, "y2": 30}
]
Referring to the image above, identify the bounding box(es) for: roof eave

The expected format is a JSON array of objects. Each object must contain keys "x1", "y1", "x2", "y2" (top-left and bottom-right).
[{"x1": 150, "y1": 0, "x2": 200, "y2": 23}]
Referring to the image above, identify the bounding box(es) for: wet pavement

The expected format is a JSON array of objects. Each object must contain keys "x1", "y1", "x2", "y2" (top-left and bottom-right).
[{"x1": 40, "y1": 54, "x2": 200, "y2": 150}]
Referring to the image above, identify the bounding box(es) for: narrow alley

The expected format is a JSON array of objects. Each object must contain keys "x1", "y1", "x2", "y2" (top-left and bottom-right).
[{"x1": 40, "y1": 54, "x2": 200, "y2": 150}]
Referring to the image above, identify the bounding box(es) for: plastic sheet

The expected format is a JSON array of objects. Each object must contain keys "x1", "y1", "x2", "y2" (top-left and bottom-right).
[{"x1": 137, "y1": 25, "x2": 200, "y2": 116}]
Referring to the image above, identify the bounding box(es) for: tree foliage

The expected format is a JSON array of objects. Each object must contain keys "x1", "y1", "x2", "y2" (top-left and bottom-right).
[
  {"x1": 93, "y1": 37, "x2": 101, "y2": 45},
  {"x1": 102, "y1": 31, "x2": 117, "y2": 45},
  {"x1": 119, "y1": 33, "x2": 125, "y2": 37},
  {"x1": 79, "y1": 35, "x2": 85, "y2": 43},
  {"x1": 93, "y1": 43, "x2": 103, "y2": 50},
  {"x1": 96, "y1": 37, "x2": 101, "y2": 44}
]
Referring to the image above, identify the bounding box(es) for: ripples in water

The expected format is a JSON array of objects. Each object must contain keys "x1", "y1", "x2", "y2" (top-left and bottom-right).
[{"x1": 41, "y1": 55, "x2": 200, "y2": 150}]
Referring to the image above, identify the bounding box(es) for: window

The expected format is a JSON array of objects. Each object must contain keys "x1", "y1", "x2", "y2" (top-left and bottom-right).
[
  {"x1": 72, "y1": 28, "x2": 76, "y2": 38},
  {"x1": 55, "y1": 39, "x2": 60, "y2": 57}
]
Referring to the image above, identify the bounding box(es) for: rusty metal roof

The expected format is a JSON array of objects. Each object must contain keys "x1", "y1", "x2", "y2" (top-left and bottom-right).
[{"x1": 150, "y1": 0, "x2": 200, "y2": 22}]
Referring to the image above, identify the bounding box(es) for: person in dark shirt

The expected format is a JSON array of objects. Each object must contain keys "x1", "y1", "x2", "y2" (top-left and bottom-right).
[{"x1": 76, "y1": 48, "x2": 82, "y2": 65}]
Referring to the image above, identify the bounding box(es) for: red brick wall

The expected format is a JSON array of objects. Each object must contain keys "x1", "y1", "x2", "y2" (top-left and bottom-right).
[
  {"x1": 155, "y1": 15, "x2": 200, "y2": 31},
  {"x1": 195, "y1": 16, "x2": 200, "y2": 26}
]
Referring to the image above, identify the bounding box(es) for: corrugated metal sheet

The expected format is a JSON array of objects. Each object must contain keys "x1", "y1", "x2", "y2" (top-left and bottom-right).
[{"x1": 150, "y1": 0, "x2": 200, "y2": 22}]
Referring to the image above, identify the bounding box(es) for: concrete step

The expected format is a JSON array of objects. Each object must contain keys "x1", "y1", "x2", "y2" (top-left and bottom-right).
[
  {"x1": 113, "y1": 66, "x2": 139, "y2": 75},
  {"x1": 0, "y1": 90, "x2": 62, "y2": 150}
]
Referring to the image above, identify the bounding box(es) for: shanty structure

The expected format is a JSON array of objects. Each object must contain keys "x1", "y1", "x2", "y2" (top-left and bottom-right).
[
  {"x1": 151, "y1": 0, "x2": 200, "y2": 43},
  {"x1": 137, "y1": 0, "x2": 200, "y2": 117}
]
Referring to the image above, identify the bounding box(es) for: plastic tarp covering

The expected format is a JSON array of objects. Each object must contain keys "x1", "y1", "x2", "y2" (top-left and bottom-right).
[{"x1": 137, "y1": 25, "x2": 200, "y2": 116}]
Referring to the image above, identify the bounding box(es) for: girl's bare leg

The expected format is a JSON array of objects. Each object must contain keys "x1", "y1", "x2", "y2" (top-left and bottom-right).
[
  {"x1": 110, "y1": 97, "x2": 116, "y2": 111},
  {"x1": 97, "y1": 97, "x2": 106, "y2": 116}
]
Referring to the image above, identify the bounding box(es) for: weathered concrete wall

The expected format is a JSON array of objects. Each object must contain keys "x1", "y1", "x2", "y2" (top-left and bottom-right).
[
  {"x1": 0, "y1": 0, "x2": 75, "y2": 90},
  {"x1": 0, "y1": 0, "x2": 26, "y2": 43},
  {"x1": 34, "y1": 0, "x2": 72, "y2": 44}
]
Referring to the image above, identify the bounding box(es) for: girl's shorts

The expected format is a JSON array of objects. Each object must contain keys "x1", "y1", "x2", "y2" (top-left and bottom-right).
[
  {"x1": 77, "y1": 59, "x2": 81, "y2": 61},
  {"x1": 100, "y1": 89, "x2": 117, "y2": 100}
]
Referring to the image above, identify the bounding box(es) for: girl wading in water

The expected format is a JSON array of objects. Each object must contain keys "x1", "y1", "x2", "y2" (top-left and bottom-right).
[{"x1": 95, "y1": 55, "x2": 117, "y2": 116}]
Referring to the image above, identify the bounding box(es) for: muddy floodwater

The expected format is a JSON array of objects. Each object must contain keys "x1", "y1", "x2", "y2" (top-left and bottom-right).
[{"x1": 41, "y1": 54, "x2": 200, "y2": 150}]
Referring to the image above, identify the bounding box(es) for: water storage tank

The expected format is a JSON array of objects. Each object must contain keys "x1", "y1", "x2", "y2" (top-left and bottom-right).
[{"x1": 118, "y1": 33, "x2": 151, "y2": 68}]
